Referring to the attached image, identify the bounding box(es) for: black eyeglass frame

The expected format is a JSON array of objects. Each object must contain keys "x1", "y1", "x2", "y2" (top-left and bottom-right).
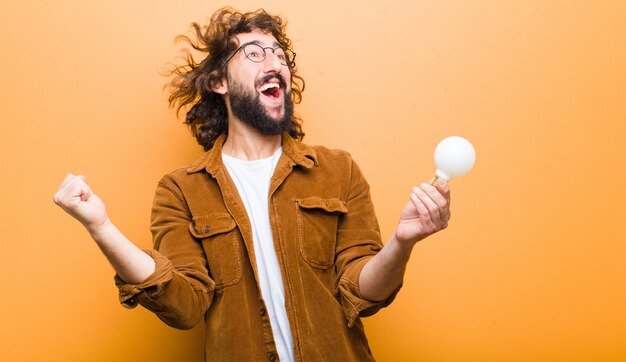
[{"x1": 224, "y1": 42, "x2": 297, "y2": 67}]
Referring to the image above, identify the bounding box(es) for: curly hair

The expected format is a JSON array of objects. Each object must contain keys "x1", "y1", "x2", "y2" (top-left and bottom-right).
[{"x1": 166, "y1": 7, "x2": 305, "y2": 151}]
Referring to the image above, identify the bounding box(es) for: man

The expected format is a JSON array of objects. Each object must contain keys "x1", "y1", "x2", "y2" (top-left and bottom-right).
[{"x1": 53, "y1": 7, "x2": 451, "y2": 361}]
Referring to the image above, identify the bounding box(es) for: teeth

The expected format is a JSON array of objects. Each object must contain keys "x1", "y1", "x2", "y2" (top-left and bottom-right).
[{"x1": 258, "y1": 83, "x2": 279, "y2": 92}]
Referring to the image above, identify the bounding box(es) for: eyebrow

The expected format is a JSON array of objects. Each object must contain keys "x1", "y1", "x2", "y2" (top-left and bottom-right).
[{"x1": 245, "y1": 39, "x2": 283, "y2": 49}]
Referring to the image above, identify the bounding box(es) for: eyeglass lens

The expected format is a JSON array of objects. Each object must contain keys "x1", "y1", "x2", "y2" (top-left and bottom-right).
[{"x1": 242, "y1": 44, "x2": 291, "y2": 65}]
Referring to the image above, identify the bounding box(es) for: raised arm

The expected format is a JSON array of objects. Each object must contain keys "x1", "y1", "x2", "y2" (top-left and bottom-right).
[
  {"x1": 359, "y1": 180, "x2": 451, "y2": 301},
  {"x1": 53, "y1": 174, "x2": 155, "y2": 284}
]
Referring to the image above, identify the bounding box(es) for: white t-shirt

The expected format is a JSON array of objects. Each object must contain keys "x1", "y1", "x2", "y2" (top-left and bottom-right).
[{"x1": 222, "y1": 147, "x2": 294, "y2": 362}]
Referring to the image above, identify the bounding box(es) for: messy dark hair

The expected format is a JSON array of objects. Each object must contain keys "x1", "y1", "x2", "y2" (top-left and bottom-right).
[{"x1": 166, "y1": 7, "x2": 305, "y2": 150}]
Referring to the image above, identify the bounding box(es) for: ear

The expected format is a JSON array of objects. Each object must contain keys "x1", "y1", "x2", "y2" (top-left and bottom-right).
[{"x1": 210, "y1": 77, "x2": 228, "y2": 95}]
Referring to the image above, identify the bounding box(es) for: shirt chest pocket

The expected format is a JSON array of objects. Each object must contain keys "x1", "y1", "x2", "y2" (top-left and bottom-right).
[
  {"x1": 295, "y1": 197, "x2": 348, "y2": 269},
  {"x1": 189, "y1": 213, "x2": 241, "y2": 289}
]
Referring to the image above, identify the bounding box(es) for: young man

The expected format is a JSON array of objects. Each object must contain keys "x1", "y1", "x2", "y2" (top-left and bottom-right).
[{"x1": 53, "y1": 7, "x2": 451, "y2": 361}]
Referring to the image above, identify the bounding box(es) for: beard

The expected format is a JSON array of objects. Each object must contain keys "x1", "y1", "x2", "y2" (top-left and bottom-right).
[{"x1": 227, "y1": 75, "x2": 294, "y2": 136}]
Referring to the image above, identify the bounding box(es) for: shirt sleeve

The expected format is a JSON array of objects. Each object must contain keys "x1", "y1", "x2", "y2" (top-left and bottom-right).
[
  {"x1": 335, "y1": 158, "x2": 401, "y2": 328},
  {"x1": 114, "y1": 248, "x2": 175, "y2": 309},
  {"x1": 113, "y1": 176, "x2": 216, "y2": 330}
]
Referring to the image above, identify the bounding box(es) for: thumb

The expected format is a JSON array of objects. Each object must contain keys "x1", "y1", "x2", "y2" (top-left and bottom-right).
[{"x1": 79, "y1": 187, "x2": 92, "y2": 202}]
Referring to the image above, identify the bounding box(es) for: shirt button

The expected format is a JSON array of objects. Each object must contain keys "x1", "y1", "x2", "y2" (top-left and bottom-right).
[
  {"x1": 260, "y1": 307, "x2": 267, "y2": 317},
  {"x1": 204, "y1": 226, "x2": 210, "y2": 233},
  {"x1": 268, "y1": 352, "x2": 277, "y2": 361}
]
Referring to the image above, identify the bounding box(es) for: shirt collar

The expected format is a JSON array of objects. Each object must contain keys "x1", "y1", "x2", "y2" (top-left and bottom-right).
[{"x1": 186, "y1": 132, "x2": 318, "y2": 175}]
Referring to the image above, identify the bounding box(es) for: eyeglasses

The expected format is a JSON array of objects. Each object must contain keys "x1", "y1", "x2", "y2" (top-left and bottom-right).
[{"x1": 225, "y1": 42, "x2": 296, "y2": 67}]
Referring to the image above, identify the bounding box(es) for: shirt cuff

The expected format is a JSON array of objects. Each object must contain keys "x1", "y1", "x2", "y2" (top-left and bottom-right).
[
  {"x1": 338, "y1": 256, "x2": 402, "y2": 328},
  {"x1": 114, "y1": 249, "x2": 174, "y2": 309}
]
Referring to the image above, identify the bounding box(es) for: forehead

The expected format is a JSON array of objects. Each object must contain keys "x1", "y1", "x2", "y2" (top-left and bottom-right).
[{"x1": 234, "y1": 29, "x2": 280, "y2": 47}]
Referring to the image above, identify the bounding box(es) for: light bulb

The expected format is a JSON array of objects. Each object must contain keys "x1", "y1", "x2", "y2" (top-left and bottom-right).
[{"x1": 431, "y1": 136, "x2": 476, "y2": 185}]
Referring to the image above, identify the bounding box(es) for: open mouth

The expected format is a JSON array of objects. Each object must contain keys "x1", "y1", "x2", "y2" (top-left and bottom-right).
[
  {"x1": 258, "y1": 80, "x2": 283, "y2": 100},
  {"x1": 257, "y1": 74, "x2": 287, "y2": 102}
]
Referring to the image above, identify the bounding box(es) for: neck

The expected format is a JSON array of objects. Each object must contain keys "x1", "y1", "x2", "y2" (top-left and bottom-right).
[{"x1": 222, "y1": 117, "x2": 282, "y2": 160}]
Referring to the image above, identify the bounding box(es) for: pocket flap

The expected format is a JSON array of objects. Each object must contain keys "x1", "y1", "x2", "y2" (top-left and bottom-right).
[
  {"x1": 296, "y1": 197, "x2": 348, "y2": 213},
  {"x1": 189, "y1": 213, "x2": 236, "y2": 238}
]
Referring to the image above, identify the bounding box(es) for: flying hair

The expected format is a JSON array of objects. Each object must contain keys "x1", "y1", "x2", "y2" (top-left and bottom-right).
[{"x1": 165, "y1": 7, "x2": 305, "y2": 150}]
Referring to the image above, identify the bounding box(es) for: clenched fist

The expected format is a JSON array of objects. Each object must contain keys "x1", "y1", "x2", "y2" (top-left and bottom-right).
[{"x1": 53, "y1": 174, "x2": 108, "y2": 232}]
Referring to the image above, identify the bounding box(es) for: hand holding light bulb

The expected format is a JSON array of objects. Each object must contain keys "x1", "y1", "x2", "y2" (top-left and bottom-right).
[{"x1": 431, "y1": 136, "x2": 476, "y2": 185}]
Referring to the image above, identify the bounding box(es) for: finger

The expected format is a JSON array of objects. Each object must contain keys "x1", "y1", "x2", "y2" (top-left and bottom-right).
[
  {"x1": 68, "y1": 176, "x2": 92, "y2": 202},
  {"x1": 59, "y1": 173, "x2": 84, "y2": 190},
  {"x1": 413, "y1": 186, "x2": 441, "y2": 226},
  {"x1": 431, "y1": 178, "x2": 450, "y2": 203},
  {"x1": 429, "y1": 177, "x2": 450, "y2": 203},
  {"x1": 409, "y1": 189, "x2": 430, "y2": 219},
  {"x1": 73, "y1": 175, "x2": 92, "y2": 201},
  {"x1": 57, "y1": 173, "x2": 76, "y2": 192},
  {"x1": 57, "y1": 175, "x2": 92, "y2": 207},
  {"x1": 79, "y1": 184, "x2": 92, "y2": 202},
  {"x1": 410, "y1": 191, "x2": 437, "y2": 232},
  {"x1": 54, "y1": 174, "x2": 76, "y2": 204},
  {"x1": 421, "y1": 182, "x2": 448, "y2": 208},
  {"x1": 417, "y1": 184, "x2": 444, "y2": 226},
  {"x1": 62, "y1": 173, "x2": 75, "y2": 184},
  {"x1": 422, "y1": 182, "x2": 450, "y2": 221},
  {"x1": 433, "y1": 180, "x2": 451, "y2": 223}
]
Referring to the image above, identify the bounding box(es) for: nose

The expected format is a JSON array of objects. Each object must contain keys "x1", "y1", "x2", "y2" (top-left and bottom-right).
[{"x1": 263, "y1": 50, "x2": 282, "y2": 72}]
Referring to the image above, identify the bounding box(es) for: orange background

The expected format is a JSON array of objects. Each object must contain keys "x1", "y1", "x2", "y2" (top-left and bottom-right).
[{"x1": 1, "y1": 1, "x2": 625, "y2": 361}]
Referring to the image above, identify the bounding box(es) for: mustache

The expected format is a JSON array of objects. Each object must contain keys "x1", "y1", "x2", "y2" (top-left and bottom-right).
[{"x1": 257, "y1": 73, "x2": 287, "y2": 89}]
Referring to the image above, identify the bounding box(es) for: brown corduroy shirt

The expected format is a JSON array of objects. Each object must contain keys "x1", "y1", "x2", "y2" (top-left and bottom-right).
[{"x1": 115, "y1": 133, "x2": 400, "y2": 361}]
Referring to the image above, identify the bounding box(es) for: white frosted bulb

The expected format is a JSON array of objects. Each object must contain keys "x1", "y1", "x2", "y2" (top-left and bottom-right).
[{"x1": 433, "y1": 136, "x2": 476, "y2": 182}]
